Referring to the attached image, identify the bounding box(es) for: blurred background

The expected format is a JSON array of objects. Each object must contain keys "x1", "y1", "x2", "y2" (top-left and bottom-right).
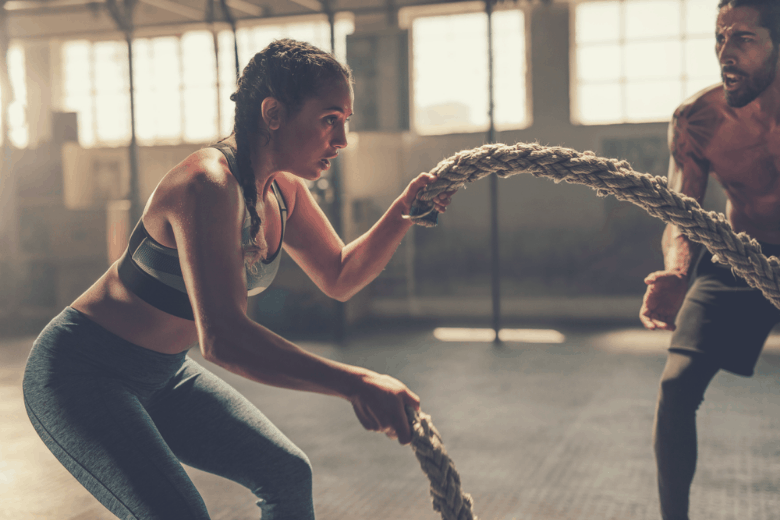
[{"x1": 0, "y1": 0, "x2": 728, "y2": 339}]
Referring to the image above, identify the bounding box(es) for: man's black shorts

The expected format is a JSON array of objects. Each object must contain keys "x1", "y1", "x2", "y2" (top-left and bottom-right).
[{"x1": 670, "y1": 242, "x2": 780, "y2": 376}]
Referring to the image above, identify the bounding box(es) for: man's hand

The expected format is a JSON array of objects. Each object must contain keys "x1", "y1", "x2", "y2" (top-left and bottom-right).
[{"x1": 639, "y1": 270, "x2": 689, "y2": 331}]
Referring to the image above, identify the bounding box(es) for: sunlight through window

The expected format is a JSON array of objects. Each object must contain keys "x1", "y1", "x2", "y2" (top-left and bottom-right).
[
  {"x1": 411, "y1": 7, "x2": 528, "y2": 135},
  {"x1": 0, "y1": 45, "x2": 29, "y2": 148},
  {"x1": 61, "y1": 17, "x2": 354, "y2": 148},
  {"x1": 573, "y1": 0, "x2": 721, "y2": 125}
]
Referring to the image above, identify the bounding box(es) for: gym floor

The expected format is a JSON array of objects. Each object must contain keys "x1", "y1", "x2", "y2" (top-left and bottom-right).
[{"x1": 1, "y1": 323, "x2": 779, "y2": 520}]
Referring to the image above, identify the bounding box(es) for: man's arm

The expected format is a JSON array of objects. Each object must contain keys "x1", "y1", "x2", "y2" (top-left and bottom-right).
[
  {"x1": 662, "y1": 103, "x2": 712, "y2": 274},
  {"x1": 640, "y1": 99, "x2": 713, "y2": 330}
]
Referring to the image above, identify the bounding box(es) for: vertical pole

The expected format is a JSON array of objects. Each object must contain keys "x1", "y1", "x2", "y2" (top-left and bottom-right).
[
  {"x1": 106, "y1": 0, "x2": 141, "y2": 227},
  {"x1": 206, "y1": 0, "x2": 223, "y2": 135},
  {"x1": 126, "y1": 33, "x2": 141, "y2": 226},
  {"x1": 212, "y1": 30, "x2": 222, "y2": 135},
  {"x1": 326, "y1": 3, "x2": 346, "y2": 343},
  {"x1": 486, "y1": 0, "x2": 501, "y2": 344},
  {"x1": 218, "y1": 0, "x2": 239, "y2": 80}
]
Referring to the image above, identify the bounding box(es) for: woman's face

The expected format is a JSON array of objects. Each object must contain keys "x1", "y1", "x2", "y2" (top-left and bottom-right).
[{"x1": 272, "y1": 76, "x2": 353, "y2": 180}]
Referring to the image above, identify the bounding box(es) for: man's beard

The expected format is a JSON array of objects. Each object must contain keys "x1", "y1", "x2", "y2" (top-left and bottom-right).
[{"x1": 724, "y1": 45, "x2": 780, "y2": 108}]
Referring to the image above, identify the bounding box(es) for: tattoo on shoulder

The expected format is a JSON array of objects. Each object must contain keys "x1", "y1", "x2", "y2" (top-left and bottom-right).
[{"x1": 670, "y1": 100, "x2": 718, "y2": 171}]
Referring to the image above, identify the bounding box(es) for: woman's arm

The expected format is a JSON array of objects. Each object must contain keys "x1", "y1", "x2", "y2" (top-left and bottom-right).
[
  {"x1": 168, "y1": 163, "x2": 419, "y2": 443},
  {"x1": 281, "y1": 172, "x2": 451, "y2": 301}
]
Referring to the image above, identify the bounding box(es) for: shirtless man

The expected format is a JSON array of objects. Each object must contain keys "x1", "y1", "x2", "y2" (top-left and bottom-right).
[{"x1": 639, "y1": 1, "x2": 780, "y2": 518}]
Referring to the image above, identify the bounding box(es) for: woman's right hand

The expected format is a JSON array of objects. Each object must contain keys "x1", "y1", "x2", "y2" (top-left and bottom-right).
[{"x1": 350, "y1": 372, "x2": 420, "y2": 445}]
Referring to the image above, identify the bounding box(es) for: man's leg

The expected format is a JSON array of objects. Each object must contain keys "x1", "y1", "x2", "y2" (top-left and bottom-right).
[{"x1": 653, "y1": 350, "x2": 719, "y2": 520}]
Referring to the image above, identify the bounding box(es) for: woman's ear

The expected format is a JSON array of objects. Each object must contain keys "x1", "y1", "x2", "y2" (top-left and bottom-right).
[{"x1": 261, "y1": 97, "x2": 284, "y2": 131}]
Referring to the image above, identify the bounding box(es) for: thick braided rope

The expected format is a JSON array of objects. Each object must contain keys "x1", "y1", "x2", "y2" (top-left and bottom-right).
[
  {"x1": 406, "y1": 407, "x2": 478, "y2": 520},
  {"x1": 408, "y1": 142, "x2": 780, "y2": 311}
]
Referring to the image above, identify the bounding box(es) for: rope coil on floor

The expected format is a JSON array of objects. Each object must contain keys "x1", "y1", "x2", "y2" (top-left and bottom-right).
[
  {"x1": 406, "y1": 406, "x2": 478, "y2": 520},
  {"x1": 405, "y1": 141, "x2": 780, "y2": 311}
]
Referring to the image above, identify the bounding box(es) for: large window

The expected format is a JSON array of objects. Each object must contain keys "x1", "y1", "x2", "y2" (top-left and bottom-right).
[
  {"x1": 62, "y1": 16, "x2": 354, "y2": 148},
  {"x1": 0, "y1": 45, "x2": 29, "y2": 148},
  {"x1": 408, "y1": 6, "x2": 529, "y2": 135},
  {"x1": 573, "y1": 0, "x2": 721, "y2": 124}
]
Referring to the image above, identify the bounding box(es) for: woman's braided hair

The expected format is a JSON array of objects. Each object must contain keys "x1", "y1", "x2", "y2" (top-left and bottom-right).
[{"x1": 228, "y1": 38, "x2": 352, "y2": 242}]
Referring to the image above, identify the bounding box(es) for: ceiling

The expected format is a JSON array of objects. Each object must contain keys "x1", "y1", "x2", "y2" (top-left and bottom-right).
[{"x1": 6, "y1": 0, "x2": 533, "y2": 40}]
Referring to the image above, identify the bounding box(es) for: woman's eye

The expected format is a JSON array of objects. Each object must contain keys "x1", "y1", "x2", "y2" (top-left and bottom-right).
[{"x1": 325, "y1": 116, "x2": 338, "y2": 125}]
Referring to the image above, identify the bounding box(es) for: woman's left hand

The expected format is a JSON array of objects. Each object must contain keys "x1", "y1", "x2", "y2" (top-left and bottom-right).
[{"x1": 399, "y1": 172, "x2": 457, "y2": 215}]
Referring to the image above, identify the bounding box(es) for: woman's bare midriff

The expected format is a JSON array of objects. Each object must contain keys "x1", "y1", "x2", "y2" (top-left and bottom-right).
[{"x1": 70, "y1": 263, "x2": 200, "y2": 354}]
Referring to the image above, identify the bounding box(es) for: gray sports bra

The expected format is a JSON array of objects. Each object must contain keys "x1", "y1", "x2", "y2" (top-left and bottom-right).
[{"x1": 117, "y1": 143, "x2": 287, "y2": 320}]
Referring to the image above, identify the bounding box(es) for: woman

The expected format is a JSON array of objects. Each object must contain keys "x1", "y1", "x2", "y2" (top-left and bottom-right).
[{"x1": 22, "y1": 39, "x2": 452, "y2": 520}]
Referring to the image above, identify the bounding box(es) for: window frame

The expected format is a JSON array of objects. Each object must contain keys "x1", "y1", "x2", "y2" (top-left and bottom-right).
[
  {"x1": 400, "y1": 1, "x2": 532, "y2": 136},
  {"x1": 570, "y1": 0, "x2": 722, "y2": 126}
]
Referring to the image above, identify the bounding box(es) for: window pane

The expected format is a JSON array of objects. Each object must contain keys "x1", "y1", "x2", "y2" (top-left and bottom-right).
[
  {"x1": 154, "y1": 86, "x2": 182, "y2": 140},
  {"x1": 95, "y1": 93, "x2": 131, "y2": 143},
  {"x1": 183, "y1": 87, "x2": 218, "y2": 142},
  {"x1": 577, "y1": 44, "x2": 622, "y2": 83},
  {"x1": 685, "y1": 0, "x2": 718, "y2": 35},
  {"x1": 182, "y1": 31, "x2": 216, "y2": 88},
  {"x1": 624, "y1": 40, "x2": 682, "y2": 80},
  {"x1": 577, "y1": 83, "x2": 622, "y2": 124},
  {"x1": 8, "y1": 46, "x2": 28, "y2": 148},
  {"x1": 685, "y1": 37, "x2": 718, "y2": 79},
  {"x1": 625, "y1": 0, "x2": 681, "y2": 40},
  {"x1": 150, "y1": 38, "x2": 181, "y2": 88},
  {"x1": 94, "y1": 41, "x2": 128, "y2": 93},
  {"x1": 576, "y1": 1, "x2": 620, "y2": 44},
  {"x1": 625, "y1": 79, "x2": 682, "y2": 121},
  {"x1": 412, "y1": 13, "x2": 488, "y2": 134},
  {"x1": 62, "y1": 41, "x2": 91, "y2": 96},
  {"x1": 493, "y1": 10, "x2": 527, "y2": 129}
]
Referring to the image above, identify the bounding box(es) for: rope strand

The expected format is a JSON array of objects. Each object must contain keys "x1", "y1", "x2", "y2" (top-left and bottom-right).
[{"x1": 406, "y1": 407, "x2": 478, "y2": 520}]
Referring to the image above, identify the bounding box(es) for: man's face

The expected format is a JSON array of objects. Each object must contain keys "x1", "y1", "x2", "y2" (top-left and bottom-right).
[{"x1": 716, "y1": 5, "x2": 779, "y2": 107}]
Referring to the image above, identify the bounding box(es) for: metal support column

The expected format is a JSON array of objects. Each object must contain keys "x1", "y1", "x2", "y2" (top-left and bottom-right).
[
  {"x1": 325, "y1": 1, "x2": 346, "y2": 343},
  {"x1": 486, "y1": 0, "x2": 501, "y2": 344},
  {"x1": 218, "y1": 0, "x2": 239, "y2": 80},
  {"x1": 106, "y1": 0, "x2": 141, "y2": 226},
  {"x1": 206, "y1": 0, "x2": 223, "y2": 132}
]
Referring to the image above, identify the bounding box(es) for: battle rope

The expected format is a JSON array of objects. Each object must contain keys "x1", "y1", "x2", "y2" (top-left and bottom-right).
[
  {"x1": 406, "y1": 407, "x2": 478, "y2": 520},
  {"x1": 404, "y1": 142, "x2": 780, "y2": 311}
]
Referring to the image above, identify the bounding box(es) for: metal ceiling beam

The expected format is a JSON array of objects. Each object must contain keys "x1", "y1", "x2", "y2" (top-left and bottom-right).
[
  {"x1": 288, "y1": 0, "x2": 322, "y2": 12},
  {"x1": 4, "y1": 0, "x2": 95, "y2": 10},
  {"x1": 224, "y1": 0, "x2": 261, "y2": 17},
  {"x1": 139, "y1": 0, "x2": 202, "y2": 20}
]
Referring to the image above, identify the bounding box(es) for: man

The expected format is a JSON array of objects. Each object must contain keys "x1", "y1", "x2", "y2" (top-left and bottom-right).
[{"x1": 639, "y1": 1, "x2": 780, "y2": 518}]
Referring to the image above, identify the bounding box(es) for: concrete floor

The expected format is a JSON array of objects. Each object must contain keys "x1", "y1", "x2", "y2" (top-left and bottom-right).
[{"x1": 1, "y1": 324, "x2": 779, "y2": 520}]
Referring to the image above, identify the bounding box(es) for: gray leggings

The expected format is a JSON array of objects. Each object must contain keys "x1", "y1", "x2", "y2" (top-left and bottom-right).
[
  {"x1": 22, "y1": 307, "x2": 315, "y2": 520},
  {"x1": 653, "y1": 350, "x2": 720, "y2": 520}
]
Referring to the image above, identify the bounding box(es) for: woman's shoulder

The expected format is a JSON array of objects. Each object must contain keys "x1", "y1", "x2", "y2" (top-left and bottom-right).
[
  {"x1": 272, "y1": 171, "x2": 308, "y2": 216},
  {"x1": 162, "y1": 148, "x2": 243, "y2": 208}
]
